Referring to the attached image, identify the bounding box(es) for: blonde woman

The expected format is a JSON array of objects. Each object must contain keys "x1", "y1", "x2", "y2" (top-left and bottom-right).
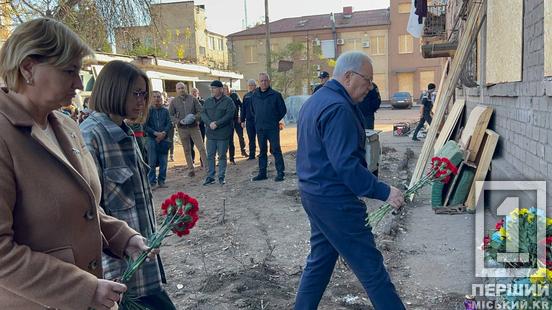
[{"x1": 0, "y1": 18, "x2": 154, "y2": 309}]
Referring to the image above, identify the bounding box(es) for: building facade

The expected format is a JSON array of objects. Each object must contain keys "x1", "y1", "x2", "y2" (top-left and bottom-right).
[
  {"x1": 115, "y1": 1, "x2": 229, "y2": 70},
  {"x1": 228, "y1": 1, "x2": 443, "y2": 99},
  {"x1": 441, "y1": 0, "x2": 552, "y2": 208}
]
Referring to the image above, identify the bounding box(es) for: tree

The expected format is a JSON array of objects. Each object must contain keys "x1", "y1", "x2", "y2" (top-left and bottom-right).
[
  {"x1": 270, "y1": 41, "x2": 322, "y2": 97},
  {"x1": 3, "y1": 0, "x2": 153, "y2": 52}
]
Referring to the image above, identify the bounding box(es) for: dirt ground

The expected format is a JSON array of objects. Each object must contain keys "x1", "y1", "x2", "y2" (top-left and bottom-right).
[{"x1": 150, "y1": 108, "x2": 464, "y2": 309}]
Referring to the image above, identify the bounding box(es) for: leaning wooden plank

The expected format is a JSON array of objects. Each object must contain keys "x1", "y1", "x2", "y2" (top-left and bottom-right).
[
  {"x1": 433, "y1": 99, "x2": 466, "y2": 154},
  {"x1": 409, "y1": 0, "x2": 487, "y2": 193},
  {"x1": 459, "y1": 105, "x2": 493, "y2": 162},
  {"x1": 465, "y1": 129, "x2": 500, "y2": 212}
]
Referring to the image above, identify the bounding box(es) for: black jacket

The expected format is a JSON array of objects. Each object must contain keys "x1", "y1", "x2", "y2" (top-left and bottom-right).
[
  {"x1": 251, "y1": 87, "x2": 287, "y2": 130},
  {"x1": 358, "y1": 83, "x2": 381, "y2": 130},
  {"x1": 229, "y1": 92, "x2": 242, "y2": 121},
  {"x1": 240, "y1": 90, "x2": 255, "y2": 124},
  {"x1": 201, "y1": 95, "x2": 236, "y2": 140}
]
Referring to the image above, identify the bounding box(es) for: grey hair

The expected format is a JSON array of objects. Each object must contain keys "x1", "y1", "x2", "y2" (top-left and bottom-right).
[
  {"x1": 332, "y1": 51, "x2": 373, "y2": 78},
  {"x1": 259, "y1": 72, "x2": 270, "y2": 80},
  {"x1": 247, "y1": 79, "x2": 257, "y2": 86}
]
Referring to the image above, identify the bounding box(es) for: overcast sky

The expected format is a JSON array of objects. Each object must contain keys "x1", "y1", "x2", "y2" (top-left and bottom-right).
[{"x1": 189, "y1": 0, "x2": 391, "y2": 35}]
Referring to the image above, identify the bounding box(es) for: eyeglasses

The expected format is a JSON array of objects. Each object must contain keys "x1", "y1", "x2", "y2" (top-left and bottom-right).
[
  {"x1": 350, "y1": 71, "x2": 373, "y2": 84},
  {"x1": 133, "y1": 90, "x2": 148, "y2": 99}
]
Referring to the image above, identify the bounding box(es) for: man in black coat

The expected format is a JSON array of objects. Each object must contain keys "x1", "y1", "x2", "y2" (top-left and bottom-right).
[
  {"x1": 358, "y1": 82, "x2": 381, "y2": 129},
  {"x1": 224, "y1": 85, "x2": 248, "y2": 164},
  {"x1": 241, "y1": 79, "x2": 258, "y2": 160},
  {"x1": 312, "y1": 71, "x2": 330, "y2": 94},
  {"x1": 412, "y1": 83, "x2": 436, "y2": 141},
  {"x1": 251, "y1": 73, "x2": 287, "y2": 182}
]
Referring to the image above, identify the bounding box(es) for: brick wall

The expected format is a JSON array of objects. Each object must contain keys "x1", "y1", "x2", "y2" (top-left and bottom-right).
[{"x1": 453, "y1": 0, "x2": 552, "y2": 210}]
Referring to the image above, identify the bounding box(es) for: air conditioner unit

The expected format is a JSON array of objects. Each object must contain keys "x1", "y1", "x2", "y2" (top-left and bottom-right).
[
  {"x1": 313, "y1": 38, "x2": 321, "y2": 46},
  {"x1": 362, "y1": 41, "x2": 370, "y2": 48},
  {"x1": 336, "y1": 38, "x2": 345, "y2": 45}
]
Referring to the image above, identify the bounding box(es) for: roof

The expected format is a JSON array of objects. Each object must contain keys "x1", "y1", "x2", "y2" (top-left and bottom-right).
[{"x1": 228, "y1": 9, "x2": 389, "y2": 37}]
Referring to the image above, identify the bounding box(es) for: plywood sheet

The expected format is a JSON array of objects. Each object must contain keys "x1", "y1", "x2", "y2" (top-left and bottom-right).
[
  {"x1": 485, "y1": 0, "x2": 523, "y2": 83},
  {"x1": 545, "y1": 0, "x2": 552, "y2": 76},
  {"x1": 459, "y1": 105, "x2": 493, "y2": 162},
  {"x1": 466, "y1": 130, "x2": 500, "y2": 211},
  {"x1": 433, "y1": 99, "x2": 465, "y2": 154}
]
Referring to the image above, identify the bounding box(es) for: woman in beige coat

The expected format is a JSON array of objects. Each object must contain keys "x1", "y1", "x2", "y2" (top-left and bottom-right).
[{"x1": 0, "y1": 18, "x2": 155, "y2": 310}]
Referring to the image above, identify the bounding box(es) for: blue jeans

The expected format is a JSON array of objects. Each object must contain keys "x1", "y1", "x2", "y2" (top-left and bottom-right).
[
  {"x1": 147, "y1": 138, "x2": 168, "y2": 185},
  {"x1": 257, "y1": 128, "x2": 284, "y2": 176},
  {"x1": 206, "y1": 138, "x2": 229, "y2": 180},
  {"x1": 294, "y1": 193, "x2": 405, "y2": 310}
]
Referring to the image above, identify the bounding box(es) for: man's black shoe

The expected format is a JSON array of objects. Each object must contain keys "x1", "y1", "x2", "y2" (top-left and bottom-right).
[
  {"x1": 203, "y1": 177, "x2": 215, "y2": 186},
  {"x1": 252, "y1": 174, "x2": 268, "y2": 181},
  {"x1": 412, "y1": 137, "x2": 420, "y2": 141},
  {"x1": 247, "y1": 156, "x2": 255, "y2": 160},
  {"x1": 229, "y1": 159, "x2": 237, "y2": 165},
  {"x1": 274, "y1": 174, "x2": 284, "y2": 182},
  {"x1": 218, "y1": 178, "x2": 226, "y2": 185},
  {"x1": 241, "y1": 150, "x2": 249, "y2": 158}
]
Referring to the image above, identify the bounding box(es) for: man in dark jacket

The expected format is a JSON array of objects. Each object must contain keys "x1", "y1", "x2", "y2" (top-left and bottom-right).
[
  {"x1": 412, "y1": 83, "x2": 436, "y2": 141},
  {"x1": 144, "y1": 91, "x2": 172, "y2": 187},
  {"x1": 295, "y1": 51, "x2": 405, "y2": 309},
  {"x1": 312, "y1": 71, "x2": 330, "y2": 94},
  {"x1": 201, "y1": 80, "x2": 236, "y2": 185},
  {"x1": 358, "y1": 82, "x2": 381, "y2": 129},
  {"x1": 223, "y1": 84, "x2": 248, "y2": 164},
  {"x1": 251, "y1": 73, "x2": 287, "y2": 182},
  {"x1": 241, "y1": 79, "x2": 258, "y2": 160}
]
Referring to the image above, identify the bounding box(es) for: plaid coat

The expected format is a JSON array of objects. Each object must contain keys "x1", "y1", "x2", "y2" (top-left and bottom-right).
[{"x1": 80, "y1": 112, "x2": 164, "y2": 297}]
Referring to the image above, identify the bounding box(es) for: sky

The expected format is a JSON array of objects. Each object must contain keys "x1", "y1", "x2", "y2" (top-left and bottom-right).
[{"x1": 191, "y1": 0, "x2": 391, "y2": 35}]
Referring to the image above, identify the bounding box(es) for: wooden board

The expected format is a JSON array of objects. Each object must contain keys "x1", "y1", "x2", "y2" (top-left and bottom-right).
[
  {"x1": 433, "y1": 99, "x2": 466, "y2": 154},
  {"x1": 409, "y1": 0, "x2": 487, "y2": 193},
  {"x1": 465, "y1": 129, "x2": 500, "y2": 211},
  {"x1": 459, "y1": 105, "x2": 493, "y2": 162}
]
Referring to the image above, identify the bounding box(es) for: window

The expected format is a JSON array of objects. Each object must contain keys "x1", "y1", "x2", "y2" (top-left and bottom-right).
[
  {"x1": 398, "y1": 35, "x2": 413, "y2": 54},
  {"x1": 419, "y1": 70, "x2": 435, "y2": 91},
  {"x1": 397, "y1": 72, "x2": 414, "y2": 96},
  {"x1": 218, "y1": 38, "x2": 224, "y2": 50},
  {"x1": 370, "y1": 35, "x2": 386, "y2": 55},
  {"x1": 398, "y1": 3, "x2": 411, "y2": 14},
  {"x1": 321, "y1": 40, "x2": 335, "y2": 59},
  {"x1": 486, "y1": 0, "x2": 522, "y2": 83},
  {"x1": 199, "y1": 46, "x2": 206, "y2": 56},
  {"x1": 208, "y1": 36, "x2": 215, "y2": 50},
  {"x1": 245, "y1": 45, "x2": 257, "y2": 63}
]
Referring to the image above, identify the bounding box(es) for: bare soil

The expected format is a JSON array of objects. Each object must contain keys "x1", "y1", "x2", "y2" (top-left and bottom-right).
[{"x1": 151, "y1": 109, "x2": 464, "y2": 309}]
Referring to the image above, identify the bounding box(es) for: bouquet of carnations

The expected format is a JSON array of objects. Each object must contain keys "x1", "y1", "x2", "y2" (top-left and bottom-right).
[
  {"x1": 366, "y1": 156, "x2": 458, "y2": 228},
  {"x1": 120, "y1": 192, "x2": 199, "y2": 309}
]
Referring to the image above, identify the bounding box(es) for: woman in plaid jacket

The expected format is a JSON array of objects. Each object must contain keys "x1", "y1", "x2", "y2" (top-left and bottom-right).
[{"x1": 80, "y1": 60, "x2": 176, "y2": 310}]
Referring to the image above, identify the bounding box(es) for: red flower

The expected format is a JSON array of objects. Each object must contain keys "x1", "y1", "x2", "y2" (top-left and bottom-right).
[
  {"x1": 483, "y1": 235, "x2": 490, "y2": 248},
  {"x1": 496, "y1": 220, "x2": 504, "y2": 230}
]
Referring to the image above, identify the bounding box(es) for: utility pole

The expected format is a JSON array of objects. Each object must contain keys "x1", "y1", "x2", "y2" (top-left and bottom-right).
[
  {"x1": 306, "y1": 31, "x2": 310, "y2": 94},
  {"x1": 264, "y1": 0, "x2": 271, "y2": 76},
  {"x1": 244, "y1": 0, "x2": 248, "y2": 29}
]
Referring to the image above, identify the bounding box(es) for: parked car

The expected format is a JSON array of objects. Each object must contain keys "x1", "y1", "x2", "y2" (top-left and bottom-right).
[{"x1": 390, "y1": 92, "x2": 413, "y2": 109}]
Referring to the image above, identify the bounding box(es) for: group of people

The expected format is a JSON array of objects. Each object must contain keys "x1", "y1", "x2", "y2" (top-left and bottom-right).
[
  {"x1": 0, "y1": 17, "x2": 409, "y2": 310},
  {"x1": 165, "y1": 73, "x2": 287, "y2": 186}
]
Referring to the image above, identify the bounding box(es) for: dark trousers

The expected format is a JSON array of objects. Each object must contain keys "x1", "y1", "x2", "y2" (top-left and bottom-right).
[
  {"x1": 257, "y1": 128, "x2": 284, "y2": 176},
  {"x1": 412, "y1": 109, "x2": 432, "y2": 139},
  {"x1": 229, "y1": 120, "x2": 247, "y2": 160},
  {"x1": 136, "y1": 289, "x2": 176, "y2": 310},
  {"x1": 294, "y1": 193, "x2": 405, "y2": 310},
  {"x1": 146, "y1": 138, "x2": 168, "y2": 185},
  {"x1": 246, "y1": 122, "x2": 256, "y2": 159},
  {"x1": 191, "y1": 122, "x2": 206, "y2": 162}
]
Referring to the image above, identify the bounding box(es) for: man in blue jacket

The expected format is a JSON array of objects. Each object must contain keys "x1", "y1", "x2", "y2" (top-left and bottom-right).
[
  {"x1": 251, "y1": 73, "x2": 287, "y2": 182},
  {"x1": 241, "y1": 79, "x2": 258, "y2": 160},
  {"x1": 295, "y1": 51, "x2": 406, "y2": 310},
  {"x1": 144, "y1": 90, "x2": 172, "y2": 188}
]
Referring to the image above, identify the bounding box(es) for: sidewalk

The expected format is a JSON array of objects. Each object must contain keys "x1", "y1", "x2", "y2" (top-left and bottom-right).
[{"x1": 379, "y1": 131, "x2": 479, "y2": 309}]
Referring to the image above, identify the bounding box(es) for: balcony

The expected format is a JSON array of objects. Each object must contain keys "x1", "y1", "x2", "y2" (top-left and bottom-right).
[{"x1": 422, "y1": 3, "x2": 447, "y2": 41}]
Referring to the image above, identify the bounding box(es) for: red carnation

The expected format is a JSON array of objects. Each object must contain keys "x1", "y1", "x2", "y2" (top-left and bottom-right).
[{"x1": 496, "y1": 220, "x2": 504, "y2": 230}]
